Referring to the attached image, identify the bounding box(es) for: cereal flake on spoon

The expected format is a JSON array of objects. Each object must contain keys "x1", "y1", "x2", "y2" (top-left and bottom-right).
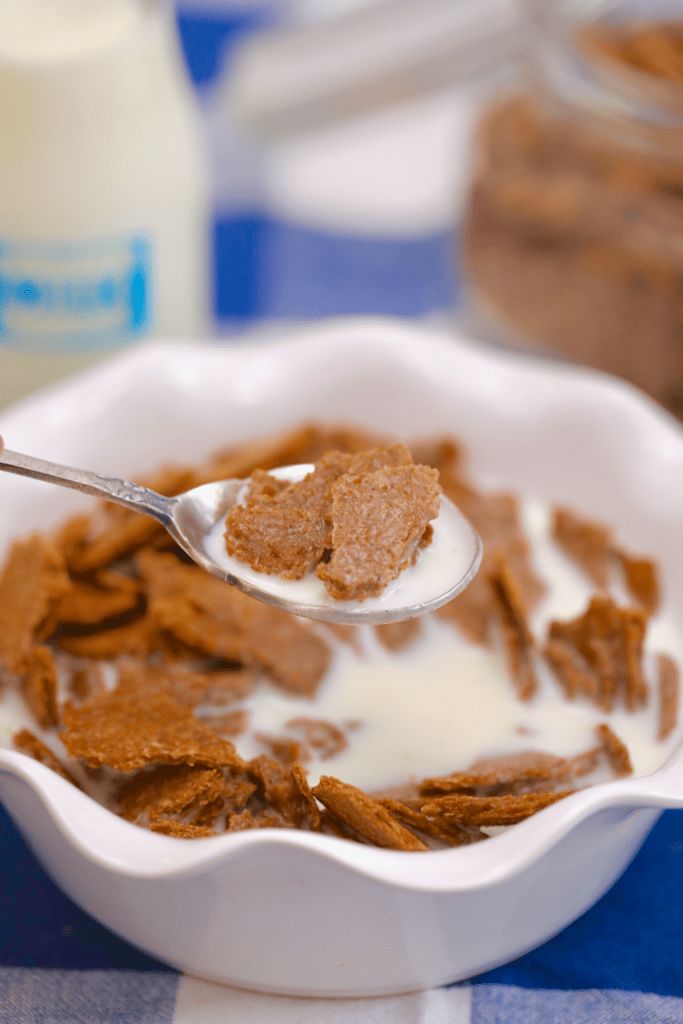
[{"x1": 224, "y1": 444, "x2": 440, "y2": 601}]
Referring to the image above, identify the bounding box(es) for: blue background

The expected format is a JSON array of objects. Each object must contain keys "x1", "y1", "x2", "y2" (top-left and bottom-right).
[{"x1": 1, "y1": 5, "x2": 681, "y2": 1000}]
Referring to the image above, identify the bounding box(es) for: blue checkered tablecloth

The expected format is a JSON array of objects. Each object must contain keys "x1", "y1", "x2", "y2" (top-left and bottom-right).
[
  {"x1": 2, "y1": 5, "x2": 682, "y2": 1021},
  {"x1": 2, "y1": 800, "x2": 683, "y2": 1021}
]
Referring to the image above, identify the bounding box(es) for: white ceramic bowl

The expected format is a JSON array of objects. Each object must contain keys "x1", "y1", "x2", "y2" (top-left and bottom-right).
[{"x1": 0, "y1": 320, "x2": 682, "y2": 997}]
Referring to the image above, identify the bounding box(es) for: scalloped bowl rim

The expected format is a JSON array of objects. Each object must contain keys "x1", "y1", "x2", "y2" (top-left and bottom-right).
[{"x1": 0, "y1": 317, "x2": 682, "y2": 895}]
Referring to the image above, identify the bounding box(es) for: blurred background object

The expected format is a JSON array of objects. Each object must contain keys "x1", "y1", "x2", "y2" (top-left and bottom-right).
[
  {"x1": 0, "y1": 0, "x2": 209, "y2": 405},
  {"x1": 225, "y1": 0, "x2": 524, "y2": 137},
  {"x1": 463, "y1": 0, "x2": 683, "y2": 419},
  {"x1": 2, "y1": 0, "x2": 681, "y2": 416},
  {"x1": 205, "y1": 0, "x2": 522, "y2": 329}
]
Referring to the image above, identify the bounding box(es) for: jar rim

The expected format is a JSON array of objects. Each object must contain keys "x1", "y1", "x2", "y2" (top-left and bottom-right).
[{"x1": 523, "y1": 0, "x2": 683, "y2": 165}]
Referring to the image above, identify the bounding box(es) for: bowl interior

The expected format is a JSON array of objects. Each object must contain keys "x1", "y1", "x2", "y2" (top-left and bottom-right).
[{"x1": 0, "y1": 318, "x2": 682, "y2": 886}]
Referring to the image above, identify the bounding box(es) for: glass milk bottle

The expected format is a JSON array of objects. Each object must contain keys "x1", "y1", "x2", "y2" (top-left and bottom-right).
[{"x1": 0, "y1": 0, "x2": 209, "y2": 406}]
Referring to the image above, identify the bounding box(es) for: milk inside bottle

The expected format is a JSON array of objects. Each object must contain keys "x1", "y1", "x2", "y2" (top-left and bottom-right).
[{"x1": 0, "y1": 0, "x2": 209, "y2": 406}]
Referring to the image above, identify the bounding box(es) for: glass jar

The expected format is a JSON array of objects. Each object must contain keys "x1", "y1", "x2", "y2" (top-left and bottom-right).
[{"x1": 462, "y1": 0, "x2": 683, "y2": 417}]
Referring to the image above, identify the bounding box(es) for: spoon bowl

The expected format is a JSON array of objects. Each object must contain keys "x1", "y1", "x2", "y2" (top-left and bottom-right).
[
  {"x1": 0, "y1": 450, "x2": 482, "y2": 626},
  {"x1": 174, "y1": 464, "x2": 483, "y2": 624}
]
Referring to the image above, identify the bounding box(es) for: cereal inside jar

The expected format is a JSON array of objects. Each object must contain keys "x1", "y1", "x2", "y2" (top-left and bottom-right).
[{"x1": 462, "y1": 0, "x2": 683, "y2": 418}]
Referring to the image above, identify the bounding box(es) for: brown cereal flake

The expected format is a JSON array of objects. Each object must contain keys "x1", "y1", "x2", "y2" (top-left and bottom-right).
[
  {"x1": 374, "y1": 619, "x2": 422, "y2": 652},
  {"x1": 21, "y1": 646, "x2": 59, "y2": 729},
  {"x1": 409, "y1": 437, "x2": 463, "y2": 476},
  {"x1": 117, "y1": 659, "x2": 255, "y2": 710},
  {"x1": 317, "y1": 463, "x2": 440, "y2": 601},
  {"x1": 137, "y1": 548, "x2": 249, "y2": 659},
  {"x1": 438, "y1": 490, "x2": 544, "y2": 645},
  {"x1": 543, "y1": 638, "x2": 600, "y2": 701},
  {"x1": 284, "y1": 717, "x2": 347, "y2": 760},
  {"x1": 244, "y1": 608, "x2": 331, "y2": 697},
  {"x1": 657, "y1": 654, "x2": 680, "y2": 741},
  {"x1": 502, "y1": 533, "x2": 547, "y2": 616},
  {"x1": 193, "y1": 670, "x2": 256, "y2": 706},
  {"x1": 54, "y1": 572, "x2": 141, "y2": 627},
  {"x1": 369, "y1": 780, "x2": 421, "y2": 804},
  {"x1": 222, "y1": 776, "x2": 258, "y2": 813},
  {"x1": 420, "y1": 789, "x2": 573, "y2": 826},
  {"x1": 190, "y1": 797, "x2": 226, "y2": 831},
  {"x1": 618, "y1": 551, "x2": 660, "y2": 615},
  {"x1": 68, "y1": 465, "x2": 195, "y2": 575},
  {"x1": 579, "y1": 21, "x2": 683, "y2": 86},
  {"x1": 319, "y1": 623, "x2": 362, "y2": 650},
  {"x1": 139, "y1": 551, "x2": 331, "y2": 696},
  {"x1": 489, "y1": 551, "x2": 537, "y2": 700},
  {"x1": 201, "y1": 424, "x2": 327, "y2": 487},
  {"x1": 0, "y1": 536, "x2": 70, "y2": 674},
  {"x1": 313, "y1": 776, "x2": 428, "y2": 850},
  {"x1": 346, "y1": 442, "x2": 414, "y2": 474},
  {"x1": 200, "y1": 708, "x2": 250, "y2": 738},
  {"x1": 291, "y1": 763, "x2": 322, "y2": 830},
  {"x1": 149, "y1": 530, "x2": 183, "y2": 553},
  {"x1": 437, "y1": 577, "x2": 493, "y2": 646},
  {"x1": 56, "y1": 617, "x2": 154, "y2": 660},
  {"x1": 137, "y1": 550, "x2": 258, "y2": 664},
  {"x1": 547, "y1": 596, "x2": 648, "y2": 711},
  {"x1": 139, "y1": 465, "x2": 198, "y2": 498},
  {"x1": 117, "y1": 765, "x2": 225, "y2": 823},
  {"x1": 459, "y1": 489, "x2": 521, "y2": 543},
  {"x1": 13, "y1": 728, "x2": 79, "y2": 786},
  {"x1": 255, "y1": 733, "x2": 303, "y2": 764},
  {"x1": 421, "y1": 751, "x2": 576, "y2": 795},
  {"x1": 552, "y1": 507, "x2": 611, "y2": 587},
  {"x1": 149, "y1": 819, "x2": 217, "y2": 839},
  {"x1": 70, "y1": 515, "x2": 162, "y2": 575},
  {"x1": 567, "y1": 745, "x2": 604, "y2": 779},
  {"x1": 226, "y1": 502, "x2": 322, "y2": 580},
  {"x1": 183, "y1": 777, "x2": 257, "y2": 832},
  {"x1": 225, "y1": 451, "x2": 352, "y2": 579},
  {"x1": 595, "y1": 723, "x2": 633, "y2": 777},
  {"x1": 241, "y1": 470, "x2": 288, "y2": 502},
  {"x1": 52, "y1": 520, "x2": 96, "y2": 577},
  {"x1": 226, "y1": 809, "x2": 286, "y2": 832},
  {"x1": 61, "y1": 689, "x2": 244, "y2": 771},
  {"x1": 380, "y1": 799, "x2": 482, "y2": 846},
  {"x1": 248, "y1": 755, "x2": 319, "y2": 828},
  {"x1": 305, "y1": 425, "x2": 389, "y2": 460},
  {"x1": 53, "y1": 514, "x2": 93, "y2": 569},
  {"x1": 316, "y1": 809, "x2": 359, "y2": 840}
]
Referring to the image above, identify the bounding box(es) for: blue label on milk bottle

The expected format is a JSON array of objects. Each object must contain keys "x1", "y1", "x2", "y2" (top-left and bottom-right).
[{"x1": 0, "y1": 235, "x2": 151, "y2": 351}]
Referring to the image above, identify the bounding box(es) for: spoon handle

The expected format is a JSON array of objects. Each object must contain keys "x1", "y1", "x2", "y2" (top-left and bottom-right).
[{"x1": 0, "y1": 448, "x2": 172, "y2": 525}]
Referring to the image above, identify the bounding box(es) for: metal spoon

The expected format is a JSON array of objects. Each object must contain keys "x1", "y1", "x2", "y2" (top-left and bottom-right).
[{"x1": 0, "y1": 442, "x2": 482, "y2": 626}]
